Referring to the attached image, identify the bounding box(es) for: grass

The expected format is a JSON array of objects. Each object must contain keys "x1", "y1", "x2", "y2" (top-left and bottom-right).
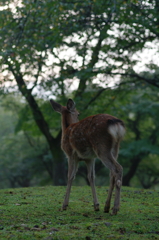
[{"x1": 0, "y1": 186, "x2": 159, "y2": 239}]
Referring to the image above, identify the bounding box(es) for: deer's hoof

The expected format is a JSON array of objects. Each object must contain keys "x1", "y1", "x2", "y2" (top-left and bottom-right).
[
  {"x1": 104, "y1": 206, "x2": 110, "y2": 213},
  {"x1": 94, "y1": 203, "x2": 100, "y2": 211},
  {"x1": 111, "y1": 207, "x2": 119, "y2": 215},
  {"x1": 62, "y1": 205, "x2": 68, "y2": 210}
]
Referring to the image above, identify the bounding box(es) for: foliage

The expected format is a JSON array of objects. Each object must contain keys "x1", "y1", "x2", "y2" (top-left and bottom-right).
[
  {"x1": 0, "y1": 0, "x2": 159, "y2": 96},
  {"x1": 0, "y1": 186, "x2": 159, "y2": 239},
  {"x1": 116, "y1": 85, "x2": 159, "y2": 187},
  {"x1": 0, "y1": 95, "x2": 54, "y2": 188}
]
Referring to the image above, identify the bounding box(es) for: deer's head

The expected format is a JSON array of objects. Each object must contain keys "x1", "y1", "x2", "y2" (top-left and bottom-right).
[{"x1": 50, "y1": 99, "x2": 79, "y2": 129}]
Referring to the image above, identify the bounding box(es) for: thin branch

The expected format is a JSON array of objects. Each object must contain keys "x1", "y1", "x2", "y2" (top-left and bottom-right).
[
  {"x1": 23, "y1": 131, "x2": 35, "y2": 148},
  {"x1": 83, "y1": 88, "x2": 108, "y2": 110},
  {"x1": 92, "y1": 69, "x2": 159, "y2": 88},
  {"x1": 113, "y1": 72, "x2": 159, "y2": 88}
]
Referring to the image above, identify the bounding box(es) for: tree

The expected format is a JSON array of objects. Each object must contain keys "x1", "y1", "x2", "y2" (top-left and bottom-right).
[{"x1": 0, "y1": 0, "x2": 159, "y2": 186}]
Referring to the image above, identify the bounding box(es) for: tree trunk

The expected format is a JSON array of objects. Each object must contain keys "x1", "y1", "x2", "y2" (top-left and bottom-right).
[
  {"x1": 123, "y1": 156, "x2": 142, "y2": 186},
  {"x1": 50, "y1": 140, "x2": 67, "y2": 186},
  {"x1": 75, "y1": 32, "x2": 104, "y2": 99},
  {"x1": 7, "y1": 62, "x2": 66, "y2": 185}
]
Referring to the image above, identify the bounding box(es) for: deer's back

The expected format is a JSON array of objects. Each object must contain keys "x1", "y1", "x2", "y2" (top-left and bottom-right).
[{"x1": 61, "y1": 114, "x2": 124, "y2": 159}]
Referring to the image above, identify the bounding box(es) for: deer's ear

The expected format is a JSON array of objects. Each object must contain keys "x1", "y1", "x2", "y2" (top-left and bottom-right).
[
  {"x1": 67, "y1": 99, "x2": 76, "y2": 112},
  {"x1": 50, "y1": 99, "x2": 62, "y2": 113}
]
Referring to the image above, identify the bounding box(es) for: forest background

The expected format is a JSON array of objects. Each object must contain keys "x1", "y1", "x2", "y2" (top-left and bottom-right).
[{"x1": 0, "y1": 0, "x2": 159, "y2": 189}]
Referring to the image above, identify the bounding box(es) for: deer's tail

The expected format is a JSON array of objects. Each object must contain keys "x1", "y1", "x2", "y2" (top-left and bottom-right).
[{"x1": 108, "y1": 119, "x2": 125, "y2": 141}]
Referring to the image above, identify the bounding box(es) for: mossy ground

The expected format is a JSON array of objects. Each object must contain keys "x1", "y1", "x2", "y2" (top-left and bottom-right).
[{"x1": 0, "y1": 186, "x2": 159, "y2": 239}]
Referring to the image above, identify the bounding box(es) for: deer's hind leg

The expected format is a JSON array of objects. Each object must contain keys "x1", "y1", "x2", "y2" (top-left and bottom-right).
[{"x1": 98, "y1": 145, "x2": 123, "y2": 215}]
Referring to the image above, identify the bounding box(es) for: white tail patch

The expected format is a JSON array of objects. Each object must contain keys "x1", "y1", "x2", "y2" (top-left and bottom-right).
[{"x1": 108, "y1": 123, "x2": 125, "y2": 141}]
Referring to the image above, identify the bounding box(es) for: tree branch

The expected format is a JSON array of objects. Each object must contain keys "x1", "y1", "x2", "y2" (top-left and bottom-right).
[{"x1": 6, "y1": 59, "x2": 56, "y2": 147}]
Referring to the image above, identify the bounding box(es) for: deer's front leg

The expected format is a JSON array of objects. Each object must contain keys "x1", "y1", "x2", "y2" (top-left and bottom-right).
[
  {"x1": 104, "y1": 171, "x2": 115, "y2": 213},
  {"x1": 86, "y1": 159, "x2": 99, "y2": 211},
  {"x1": 62, "y1": 158, "x2": 78, "y2": 210}
]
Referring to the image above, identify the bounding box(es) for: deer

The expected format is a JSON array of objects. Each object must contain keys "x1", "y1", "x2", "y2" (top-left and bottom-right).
[{"x1": 50, "y1": 98, "x2": 125, "y2": 215}]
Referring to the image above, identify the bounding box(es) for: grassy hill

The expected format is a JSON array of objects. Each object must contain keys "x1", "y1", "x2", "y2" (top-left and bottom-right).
[{"x1": 0, "y1": 186, "x2": 159, "y2": 239}]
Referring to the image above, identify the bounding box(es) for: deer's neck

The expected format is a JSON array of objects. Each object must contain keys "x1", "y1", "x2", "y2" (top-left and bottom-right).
[{"x1": 61, "y1": 116, "x2": 70, "y2": 132}]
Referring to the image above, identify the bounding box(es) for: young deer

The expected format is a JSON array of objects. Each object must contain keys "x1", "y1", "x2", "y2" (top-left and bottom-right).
[{"x1": 50, "y1": 99, "x2": 125, "y2": 215}]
